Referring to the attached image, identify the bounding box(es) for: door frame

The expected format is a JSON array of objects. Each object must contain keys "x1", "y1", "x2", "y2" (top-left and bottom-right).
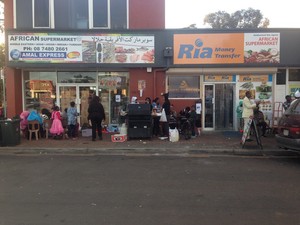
[
  {"x1": 203, "y1": 83, "x2": 215, "y2": 131},
  {"x1": 57, "y1": 83, "x2": 97, "y2": 126},
  {"x1": 203, "y1": 83, "x2": 236, "y2": 131}
]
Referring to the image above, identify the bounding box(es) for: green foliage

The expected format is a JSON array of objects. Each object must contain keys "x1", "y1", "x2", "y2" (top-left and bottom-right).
[{"x1": 204, "y1": 8, "x2": 269, "y2": 29}]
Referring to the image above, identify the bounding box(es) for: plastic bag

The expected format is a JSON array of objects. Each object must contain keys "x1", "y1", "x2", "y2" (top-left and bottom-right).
[
  {"x1": 159, "y1": 108, "x2": 167, "y2": 122},
  {"x1": 169, "y1": 128, "x2": 179, "y2": 142}
]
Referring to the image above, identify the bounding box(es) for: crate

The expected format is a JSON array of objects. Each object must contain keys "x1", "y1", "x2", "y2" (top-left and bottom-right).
[
  {"x1": 81, "y1": 128, "x2": 92, "y2": 137},
  {"x1": 111, "y1": 134, "x2": 127, "y2": 142}
]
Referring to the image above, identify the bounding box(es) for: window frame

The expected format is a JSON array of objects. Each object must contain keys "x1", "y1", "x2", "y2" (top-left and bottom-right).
[{"x1": 33, "y1": 0, "x2": 51, "y2": 28}]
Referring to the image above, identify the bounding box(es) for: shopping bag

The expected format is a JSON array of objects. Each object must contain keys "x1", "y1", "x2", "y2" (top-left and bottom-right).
[
  {"x1": 159, "y1": 108, "x2": 167, "y2": 122},
  {"x1": 169, "y1": 128, "x2": 179, "y2": 142}
]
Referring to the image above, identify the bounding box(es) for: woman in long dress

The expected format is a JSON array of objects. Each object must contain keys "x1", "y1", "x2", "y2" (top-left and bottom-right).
[{"x1": 50, "y1": 106, "x2": 64, "y2": 137}]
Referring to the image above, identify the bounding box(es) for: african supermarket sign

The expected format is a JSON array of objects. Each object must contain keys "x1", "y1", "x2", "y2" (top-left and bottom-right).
[
  {"x1": 174, "y1": 33, "x2": 280, "y2": 64},
  {"x1": 8, "y1": 33, "x2": 155, "y2": 64}
]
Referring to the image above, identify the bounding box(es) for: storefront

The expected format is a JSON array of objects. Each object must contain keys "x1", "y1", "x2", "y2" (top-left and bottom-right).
[
  {"x1": 6, "y1": 29, "x2": 300, "y2": 131},
  {"x1": 7, "y1": 32, "x2": 156, "y2": 127},
  {"x1": 21, "y1": 70, "x2": 129, "y2": 126}
]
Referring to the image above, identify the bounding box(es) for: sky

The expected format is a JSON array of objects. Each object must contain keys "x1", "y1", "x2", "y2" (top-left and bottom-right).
[{"x1": 165, "y1": 0, "x2": 300, "y2": 29}]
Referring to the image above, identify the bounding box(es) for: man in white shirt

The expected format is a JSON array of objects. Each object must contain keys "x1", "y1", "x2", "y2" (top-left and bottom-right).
[{"x1": 242, "y1": 91, "x2": 258, "y2": 141}]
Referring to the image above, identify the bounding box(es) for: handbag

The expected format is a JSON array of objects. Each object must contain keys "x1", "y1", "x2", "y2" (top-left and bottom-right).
[{"x1": 159, "y1": 108, "x2": 167, "y2": 122}]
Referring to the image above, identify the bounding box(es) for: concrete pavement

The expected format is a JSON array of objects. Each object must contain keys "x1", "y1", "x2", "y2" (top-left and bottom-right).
[{"x1": 1, "y1": 131, "x2": 299, "y2": 157}]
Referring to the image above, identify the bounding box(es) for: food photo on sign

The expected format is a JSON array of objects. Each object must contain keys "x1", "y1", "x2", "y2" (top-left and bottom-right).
[
  {"x1": 238, "y1": 75, "x2": 273, "y2": 124},
  {"x1": 244, "y1": 33, "x2": 280, "y2": 63}
]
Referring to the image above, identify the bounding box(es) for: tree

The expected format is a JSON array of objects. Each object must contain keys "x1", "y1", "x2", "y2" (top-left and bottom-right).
[{"x1": 204, "y1": 8, "x2": 269, "y2": 29}]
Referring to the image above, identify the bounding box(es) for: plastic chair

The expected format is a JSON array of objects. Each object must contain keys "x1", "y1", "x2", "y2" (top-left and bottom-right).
[
  {"x1": 28, "y1": 120, "x2": 40, "y2": 141},
  {"x1": 43, "y1": 119, "x2": 52, "y2": 139}
]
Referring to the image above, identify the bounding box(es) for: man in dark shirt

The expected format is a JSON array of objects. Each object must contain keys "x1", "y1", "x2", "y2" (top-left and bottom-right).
[{"x1": 283, "y1": 95, "x2": 292, "y2": 111}]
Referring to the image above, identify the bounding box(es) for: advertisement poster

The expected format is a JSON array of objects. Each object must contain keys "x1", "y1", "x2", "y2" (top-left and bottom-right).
[
  {"x1": 244, "y1": 33, "x2": 280, "y2": 63},
  {"x1": 289, "y1": 84, "x2": 300, "y2": 97},
  {"x1": 98, "y1": 76, "x2": 124, "y2": 89},
  {"x1": 8, "y1": 33, "x2": 155, "y2": 64},
  {"x1": 238, "y1": 75, "x2": 273, "y2": 123}
]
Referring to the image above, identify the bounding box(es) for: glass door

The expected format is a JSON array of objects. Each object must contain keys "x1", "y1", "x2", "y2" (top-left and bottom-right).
[
  {"x1": 79, "y1": 86, "x2": 93, "y2": 126},
  {"x1": 58, "y1": 85, "x2": 96, "y2": 127},
  {"x1": 59, "y1": 86, "x2": 76, "y2": 113},
  {"x1": 204, "y1": 84, "x2": 214, "y2": 130},
  {"x1": 204, "y1": 84, "x2": 235, "y2": 130},
  {"x1": 215, "y1": 84, "x2": 234, "y2": 130}
]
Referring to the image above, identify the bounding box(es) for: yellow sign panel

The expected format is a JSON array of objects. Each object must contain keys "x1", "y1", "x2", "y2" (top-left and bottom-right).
[
  {"x1": 204, "y1": 75, "x2": 234, "y2": 82},
  {"x1": 239, "y1": 75, "x2": 268, "y2": 83}
]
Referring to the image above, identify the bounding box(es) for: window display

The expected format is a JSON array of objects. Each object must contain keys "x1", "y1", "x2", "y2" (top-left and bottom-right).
[
  {"x1": 168, "y1": 76, "x2": 200, "y2": 98},
  {"x1": 23, "y1": 72, "x2": 56, "y2": 111}
]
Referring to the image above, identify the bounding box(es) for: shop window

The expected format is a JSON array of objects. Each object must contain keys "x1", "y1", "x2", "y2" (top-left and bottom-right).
[
  {"x1": 34, "y1": 0, "x2": 50, "y2": 28},
  {"x1": 57, "y1": 72, "x2": 97, "y2": 83},
  {"x1": 276, "y1": 69, "x2": 286, "y2": 85},
  {"x1": 15, "y1": 0, "x2": 127, "y2": 29},
  {"x1": 168, "y1": 76, "x2": 200, "y2": 99},
  {"x1": 98, "y1": 72, "x2": 129, "y2": 124},
  {"x1": 289, "y1": 69, "x2": 300, "y2": 81},
  {"x1": 15, "y1": 0, "x2": 32, "y2": 29},
  {"x1": 54, "y1": 0, "x2": 89, "y2": 29},
  {"x1": 92, "y1": 0, "x2": 108, "y2": 28},
  {"x1": 23, "y1": 72, "x2": 57, "y2": 111}
]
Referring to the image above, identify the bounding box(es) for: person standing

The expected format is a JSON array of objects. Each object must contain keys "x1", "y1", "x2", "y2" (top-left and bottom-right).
[
  {"x1": 189, "y1": 105, "x2": 197, "y2": 138},
  {"x1": 242, "y1": 91, "x2": 258, "y2": 141},
  {"x1": 145, "y1": 97, "x2": 153, "y2": 111},
  {"x1": 236, "y1": 100, "x2": 244, "y2": 132},
  {"x1": 88, "y1": 96, "x2": 105, "y2": 141},
  {"x1": 152, "y1": 97, "x2": 161, "y2": 136},
  {"x1": 161, "y1": 93, "x2": 171, "y2": 137},
  {"x1": 67, "y1": 101, "x2": 78, "y2": 140},
  {"x1": 50, "y1": 106, "x2": 64, "y2": 138},
  {"x1": 283, "y1": 95, "x2": 292, "y2": 111},
  {"x1": 292, "y1": 90, "x2": 300, "y2": 104}
]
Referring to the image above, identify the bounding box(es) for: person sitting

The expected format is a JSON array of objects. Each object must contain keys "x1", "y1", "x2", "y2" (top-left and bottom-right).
[
  {"x1": 41, "y1": 108, "x2": 51, "y2": 120},
  {"x1": 253, "y1": 106, "x2": 268, "y2": 137},
  {"x1": 27, "y1": 108, "x2": 44, "y2": 139},
  {"x1": 20, "y1": 110, "x2": 30, "y2": 137}
]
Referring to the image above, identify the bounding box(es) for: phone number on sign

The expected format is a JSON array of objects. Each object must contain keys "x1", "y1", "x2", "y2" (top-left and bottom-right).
[{"x1": 32, "y1": 47, "x2": 68, "y2": 51}]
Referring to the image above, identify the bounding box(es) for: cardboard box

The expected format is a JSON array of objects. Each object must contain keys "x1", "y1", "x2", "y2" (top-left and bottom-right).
[
  {"x1": 111, "y1": 134, "x2": 127, "y2": 142},
  {"x1": 81, "y1": 128, "x2": 92, "y2": 137}
]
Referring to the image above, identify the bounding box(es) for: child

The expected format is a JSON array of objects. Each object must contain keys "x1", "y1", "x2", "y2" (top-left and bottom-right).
[
  {"x1": 67, "y1": 101, "x2": 78, "y2": 140},
  {"x1": 50, "y1": 106, "x2": 64, "y2": 138}
]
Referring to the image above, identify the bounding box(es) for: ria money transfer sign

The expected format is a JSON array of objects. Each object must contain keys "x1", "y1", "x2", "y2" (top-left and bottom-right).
[
  {"x1": 8, "y1": 33, "x2": 155, "y2": 64},
  {"x1": 174, "y1": 33, "x2": 280, "y2": 64}
]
